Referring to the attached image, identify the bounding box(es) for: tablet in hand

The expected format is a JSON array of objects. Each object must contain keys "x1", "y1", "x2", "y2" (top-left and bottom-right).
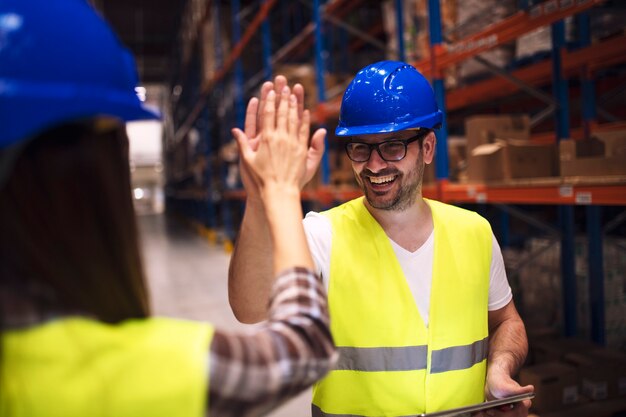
[{"x1": 418, "y1": 392, "x2": 535, "y2": 417}]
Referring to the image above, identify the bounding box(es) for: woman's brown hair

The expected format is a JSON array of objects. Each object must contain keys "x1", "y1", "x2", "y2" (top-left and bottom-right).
[{"x1": 0, "y1": 121, "x2": 150, "y2": 324}]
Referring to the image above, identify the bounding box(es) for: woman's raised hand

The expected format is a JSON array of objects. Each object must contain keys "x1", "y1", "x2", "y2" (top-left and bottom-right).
[
  {"x1": 234, "y1": 76, "x2": 326, "y2": 201},
  {"x1": 232, "y1": 86, "x2": 310, "y2": 197}
]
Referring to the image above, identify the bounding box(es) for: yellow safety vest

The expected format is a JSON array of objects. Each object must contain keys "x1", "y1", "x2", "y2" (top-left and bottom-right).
[
  {"x1": 1, "y1": 317, "x2": 214, "y2": 417},
  {"x1": 312, "y1": 198, "x2": 491, "y2": 416}
]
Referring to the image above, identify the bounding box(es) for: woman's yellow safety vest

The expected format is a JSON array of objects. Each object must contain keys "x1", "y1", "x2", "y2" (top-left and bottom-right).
[
  {"x1": 1, "y1": 317, "x2": 214, "y2": 417},
  {"x1": 312, "y1": 198, "x2": 492, "y2": 416}
]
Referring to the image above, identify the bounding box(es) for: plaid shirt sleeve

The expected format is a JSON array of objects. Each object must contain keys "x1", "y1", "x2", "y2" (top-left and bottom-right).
[{"x1": 207, "y1": 267, "x2": 337, "y2": 416}]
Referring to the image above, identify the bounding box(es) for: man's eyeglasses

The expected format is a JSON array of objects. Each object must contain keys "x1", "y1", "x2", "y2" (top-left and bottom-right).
[{"x1": 344, "y1": 131, "x2": 429, "y2": 162}]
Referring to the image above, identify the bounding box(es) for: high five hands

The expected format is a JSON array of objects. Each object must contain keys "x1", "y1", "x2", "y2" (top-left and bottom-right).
[
  {"x1": 231, "y1": 79, "x2": 319, "y2": 273},
  {"x1": 231, "y1": 76, "x2": 326, "y2": 199}
]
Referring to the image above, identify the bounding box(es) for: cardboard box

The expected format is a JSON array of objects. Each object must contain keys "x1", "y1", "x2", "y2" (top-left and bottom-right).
[
  {"x1": 544, "y1": 398, "x2": 626, "y2": 417},
  {"x1": 447, "y1": 136, "x2": 467, "y2": 182},
  {"x1": 520, "y1": 362, "x2": 580, "y2": 413},
  {"x1": 563, "y1": 352, "x2": 612, "y2": 401},
  {"x1": 464, "y1": 115, "x2": 551, "y2": 182},
  {"x1": 320, "y1": 148, "x2": 355, "y2": 189},
  {"x1": 415, "y1": 137, "x2": 466, "y2": 183},
  {"x1": 465, "y1": 115, "x2": 530, "y2": 153},
  {"x1": 592, "y1": 130, "x2": 626, "y2": 157},
  {"x1": 585, "y1": 399, "x2": 626, "y2": 417},
  {"x1": 328, "y1": 149, "x2": 356, "y2": 188},
  {"x1": 273, "y1": 64, "x2": 350, "y2": 111},
  {"x1": 560, "y1": 133, "x2": 626, "y2": 177},
  {"x1": 531, "y1": 338, "x2": 601, "y2": 364},
  {"x1": 468, "y1": 139, "x2": 557, "y2": 182},
  {"x1": 588, "y1": 348, "x2": 626, "y2": 398}
]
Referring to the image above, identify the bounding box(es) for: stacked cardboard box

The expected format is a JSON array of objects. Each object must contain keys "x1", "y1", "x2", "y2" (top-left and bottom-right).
[
  {"x1": 405, "y1": 136, "x2": 467, "y2": 184},
  {"x1": 531, "y1": 338, "x2": 601, "y2": 364},
  {"x1": 465, "y1": 115, "x2": 558, "y2": 182},
  {"x1": 272, "y1": 64, "x2": 350, "y2": 112},
  {"x1": 560, "y1": 130, "x2": 626, "y2": 177},
  {"x1": 563, "y1": 352, "x2": 621, "y2": 401},
  {"x1": 520, "y1": 362, "x2": 580, "y2": 413},
  {"x1": 455, "y1": 0, "x2": 515, "y2": 83},
  {"x1": 586, "y1": 349, "x2": 626, "y2": 399},
  {"x1": 447, "y1": 136, "x2": 467, "y2": 182},
  {"x1": 510, "y1": 237, "x2": 626, "y2": 353},
  {"x1": 522, "y1": 338, "x2": 626, "y2": 414},
  {"x1": 515, "y1": 3, "x2": 626, "y2": 65}
]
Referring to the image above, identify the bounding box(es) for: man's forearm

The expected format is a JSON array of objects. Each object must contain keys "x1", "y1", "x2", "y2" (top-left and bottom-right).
[
  {"x1": 228, "y1": 198, "x2": 275, "y2": 323},
  {"x1": 488, "y1": 302, "x2": 528, "y2": 376}
]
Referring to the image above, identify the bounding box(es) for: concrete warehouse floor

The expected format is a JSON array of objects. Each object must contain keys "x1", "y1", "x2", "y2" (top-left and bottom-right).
[{"x1": 139, "y1": 213, "x2": 311, "y2": 416}]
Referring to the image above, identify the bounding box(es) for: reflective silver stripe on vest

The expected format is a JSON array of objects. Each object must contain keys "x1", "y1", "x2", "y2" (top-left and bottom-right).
[
  {"x1": 334, "y1": 337, "x2": 488, "y2": 374},
  {"x1": 335, "y1": 345, "x2": 428, "y2": 372},
  {"x1": 430, "y1": 336, "x2": 489, "y2": 374},
  {"x1": 312, "y1": 404, "x2": 422, "y2": 417}
]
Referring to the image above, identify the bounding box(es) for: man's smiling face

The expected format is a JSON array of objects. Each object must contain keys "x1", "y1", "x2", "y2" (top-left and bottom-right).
[{"x1": 349, "y1": 130, "x2": 432, "y2": 212}]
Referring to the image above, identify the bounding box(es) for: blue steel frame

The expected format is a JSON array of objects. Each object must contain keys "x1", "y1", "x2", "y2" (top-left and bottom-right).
[
  {"x1": 222, "y1": 0, "x2": 247, "y2": 242},
  {"x1": 262, "y1": 0, "x2": 272, "y2": 81},
  {"x1": 395, "y1": 0, "x2": 405, "y2": 62},
  {"x1": 427, "y1": 0, "x2": 449, "y2": 181},
  {"x1": 578, "y1": 12, "x2": 605, "y2": 345},
  {"x1": 313, "y1": 0, "x2": 330, "y2": 185},
  {"x1": 552, "y1": 20, "x2": 577, "y2": 338}
]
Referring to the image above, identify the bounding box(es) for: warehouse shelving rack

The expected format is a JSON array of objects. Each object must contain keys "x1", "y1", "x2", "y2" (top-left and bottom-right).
[
  {"x1": 166, "y1": 0, "x2": 626, "y2": 347},
  {"x1": 166, "y1": 0, "x2": 370, "y2": 248}
]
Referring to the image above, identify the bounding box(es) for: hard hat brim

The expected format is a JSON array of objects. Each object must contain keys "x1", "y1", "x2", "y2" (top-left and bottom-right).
[
  {"x1": 0, "y1": 80, "x2": 160, "y2": 149},
  {"x1": 335, "y1": 111, "x2": 443, "y2": 137}
]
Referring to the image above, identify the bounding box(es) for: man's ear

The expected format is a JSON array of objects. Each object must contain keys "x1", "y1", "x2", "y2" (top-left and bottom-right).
[{"x1": 422, "y1": 132, "x2": 436, "y2": 164}]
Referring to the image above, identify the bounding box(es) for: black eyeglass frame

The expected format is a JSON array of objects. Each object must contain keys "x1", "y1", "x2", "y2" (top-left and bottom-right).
[{"x1": 344, "y1": 130, "x2": 430, "y2": 162}]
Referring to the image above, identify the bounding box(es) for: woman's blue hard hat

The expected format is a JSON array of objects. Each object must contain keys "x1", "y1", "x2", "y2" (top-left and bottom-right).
[{"x1": 0, "y1": 0, "x2": 160, "y2": 149}]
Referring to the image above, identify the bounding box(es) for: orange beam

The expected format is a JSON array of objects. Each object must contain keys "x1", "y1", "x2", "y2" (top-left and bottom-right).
[
  {"x1": 175, "y1": 0, "x2": 367, "y2": 143},
  {"x1": 278, "y1": 0, "x2": 365, "y2": 62},
  {"x1": 531, "y1": 122, "x2": 626, "y2": 143},
  {"x1": 211, "y1": 3, "x2": 279, "y2": 85},
  {"x1": 445, "y1": 33, "x2": 626, "y2": 111},
  {"x1": 349, "y1": 21, "x2": 384, "y2": 52},
  {"x1": 225, "y1": 181, "x2": 626, "y2": 206},
  {"x1": 446, "y1": 60, "x2": 553, "y2": 111},
  {"x1": 562, "y1": 33, "x2": 626, "y2": 73},
  {"x1": 439, "y1": 183, "x2": 626, "y2": 205},
  {"x1": 413, "y1": 0, "x2": 603, "y2": 77},
  {"x1": 175, "y1": 0, "x2": 279, "y2": 143},
  {"x1": 317, "y1": 33, "x2": 626, "y2": 121}
]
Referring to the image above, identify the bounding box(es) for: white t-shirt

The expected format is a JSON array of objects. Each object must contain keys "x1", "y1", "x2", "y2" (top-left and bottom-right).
[{"x1": 303, "y1": 211, "x2": 512, "y2": 326}]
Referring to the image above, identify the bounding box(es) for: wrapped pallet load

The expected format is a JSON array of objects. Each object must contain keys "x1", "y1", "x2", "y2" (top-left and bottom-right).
[{"x1": 455, "y1": 0, "x2": 515, "y2": 84}]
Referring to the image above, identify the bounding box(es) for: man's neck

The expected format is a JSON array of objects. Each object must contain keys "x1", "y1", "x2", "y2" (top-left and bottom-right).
[{"x1": 364, "y1": 196, "x2": 434, "y2": 253}]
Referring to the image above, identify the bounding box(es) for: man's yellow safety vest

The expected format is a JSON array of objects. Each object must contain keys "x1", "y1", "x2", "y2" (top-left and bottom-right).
[
  {"x1": 1, "y1": 317, "x2": 214, "y2": 417},
  {"x1": 312, "y1": 198, "x2": 492, "y2": 416}
]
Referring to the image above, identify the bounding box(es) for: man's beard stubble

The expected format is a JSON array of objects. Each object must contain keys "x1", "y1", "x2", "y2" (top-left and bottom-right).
[{"x1": 357, "y1": 151, "x2": 425, "y2": 212}]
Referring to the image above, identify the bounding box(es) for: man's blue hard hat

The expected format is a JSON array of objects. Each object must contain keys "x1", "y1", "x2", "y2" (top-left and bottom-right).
[
  {"x1": 335, "y1": 61, "x2": 443, "y2": 136},
  {"x1": 0, "y1": 0, "x2": 160, "y2": 149}
]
